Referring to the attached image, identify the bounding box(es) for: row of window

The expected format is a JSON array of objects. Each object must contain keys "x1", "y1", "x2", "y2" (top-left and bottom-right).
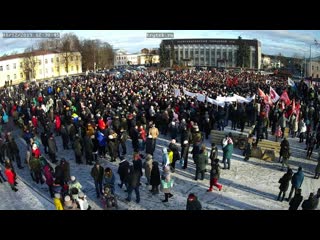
[
  {"x1": 311, "y1": 66, "x2": 319, "y2": 71},
  {"x1": 0, "y1": 56, "x2": 80, "y2": 71},
  {"x1": 5, "y1": 72, "x2": 23, "y2": 81}
]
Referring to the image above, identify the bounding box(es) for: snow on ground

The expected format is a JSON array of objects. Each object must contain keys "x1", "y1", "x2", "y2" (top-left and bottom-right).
[{"x1": 1, "y1": 119, "x2": 319, "y2": 210}]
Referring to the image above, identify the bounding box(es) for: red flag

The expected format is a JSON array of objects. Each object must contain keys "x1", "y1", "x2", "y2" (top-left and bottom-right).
[
  {"x1": 295, "y1": 100, "x2": 301, "y2": 121},
  {"x1": 269, "y1": 86, "x2": 280, "y2": 103},
  {"x1": 258, "y1": 88, "x2": 266, "y2": 98},
  {"x1": 280, "y1": 90, "x2": 291, "y2": 106}
]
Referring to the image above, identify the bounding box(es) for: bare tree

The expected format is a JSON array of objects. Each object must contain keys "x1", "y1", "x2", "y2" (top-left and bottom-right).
[
  {"x1": 60, "y1": 33, "x2": 80, "y2": 74},
  {"x1": 22, "y1": 47, "x2": 37, "y2": 81}
]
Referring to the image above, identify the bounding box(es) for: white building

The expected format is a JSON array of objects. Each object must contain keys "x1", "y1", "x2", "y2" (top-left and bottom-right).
[{"x1": 114, "y1": 49, "x2": 128, "y2": 66}]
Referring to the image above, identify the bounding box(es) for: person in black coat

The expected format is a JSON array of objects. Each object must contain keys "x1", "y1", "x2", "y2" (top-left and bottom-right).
[
  {"x1": 277, "y1": 168, "x2": 293, "y2": 201},
  {"x1": 181, "y1": 140, "x2": 190, "y2": 169},
  {"x1": 150, "y1": 161, "x2": 160, "y2": 195},
  {"x1": 209, "y1": 143, "x2": 218, "y2": 165},
  {"x1": 145, "y1": 135, "x2": 154, "y2": 156},
  {"x1": 90, "y1": 162, "x2": 104, "y2": 198},
  {"x1": 302, "y1": 192, "x2": 316, "y2": 210},
  {"x1": 288, "y1": 188, "x2": 303, "y2": 210},
  {"x1": 117, "y1": 157, "x2": 129, "y2": 190},
  {"x1": 168, "y1": 139, "x2": 180, "y2": 172},
  {"x1": 186, "y1": 193, "x2": 202, "y2": 210},
  {"x1": 118, "y1": 128, "x2": 128, "y2": 156},
  {"x1": 126, "y1": 164, "x2": 142, "y2": 203}
]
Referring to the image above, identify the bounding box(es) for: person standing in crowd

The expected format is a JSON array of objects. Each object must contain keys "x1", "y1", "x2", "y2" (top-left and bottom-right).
[
  {"x1": 288, "y1": 188, "x2": 303, "y2": 210},
  {"x1": 150, "y1": 161, "x2": 161, "y2": 195},
  {"x1": 145, "y1": 134, "x2": 154, "y2": 156},
  {"x1": 279, "y1": 137, "x2": 289, "y2": 163},
  {"x1": 102, "y1": 186, "x2": 118, "y2": 210},
  {"x1": 194, "y1": 144, "x2": 208, "y2": 181},
  {"x1": 207, "y1": 158, "x2": 222, "y2": 192},
  {"x1": 118, "y1": 128, "x2": 128, "y2": 156},
  {"x1": 209, "y1": 142, "x2": 218, "y2": 164},
  {"x1": 117, "y1": 156, "x2": 129, "y2": 190},
  {"x1": 104, "y1": 167, "x2": 115, "y2": 195},
  {"x1": 161, "y1": 165, "x2": 173, "y2": 203},
  {"x1": 48, "y1": 133, "x2": 58, "y2": 164},
  {"x1": 168, "y1": 139, "x2": 180, "y2": 172},
  {"x1": 68, "y1": 176, "x2": 83, "y2": 200},
  {"x1": 126, "y1": 164, "x2": 142, "y2": 203},
  {"x1": 306, "y1": 132, "x2": 317, "y2": 159},
  {"x1": 77, "y1": 192, "x2": 91, "y2": 210},
  {"x1": 149, "y1": 123, "x2": 159, "y2": 154},
  {"x1": 91, "y1": 162, "x2": 104, "y2": 198},
  {"x1": 143, "y1": 154, "x2": 153, "y2": 185},
  {"x1": 222, "y1": 133, "x2": 233, "y2": 170},
  {"x1": 181, "y1": 140, "x2": 190, "y2": 169},
  {"x1": 63, "y1": 195, "x2": 78, "y2": 210},
  {"x1": 277, "y1": 168, "x2": 293, "y2": 202},
  {"x1": 4, "y1": 164, "x2": 18, "y2": 192},
  {"x1": 186, "y1": 193, "x2": 202, "y2": 210},
  {"x1": 53, "y1": 193, "x2": 63, "y2": 210},
  {"x1": 301, "y1": 192, "x2": 316, "y2": 210},
  {"x1": 287, "y1": 166, "x2": 304, "y2": 202},
  {"x1": 279, "y1": 138, "x2": 291, "y2": 171},
  {"x1": 243, "y1": 134, "x2": 254, "y2": 161},
  {"x1": 43, "y1": 163, "x2": 54, "y2": 198},
  {"x1": 299, "y1": 118, "x2": 307, "y2": 143}
]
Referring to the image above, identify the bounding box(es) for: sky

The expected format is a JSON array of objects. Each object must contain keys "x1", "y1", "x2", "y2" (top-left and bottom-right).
[{"x1": 0, "y1": 30, "x2": 320, "y2": 58}]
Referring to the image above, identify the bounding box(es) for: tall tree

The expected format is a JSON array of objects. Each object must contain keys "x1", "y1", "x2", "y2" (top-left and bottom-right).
[
  {"x1": 22, "y1": 47, "x2": 37, "y2": 81},
  {"x1": 236, "y1": 36, "x2": 250, "y2": 68},
  {"x1": 159, "y1": 42, "x2": 170, "y2": 67},
  {"x1": 60, "y1": 33, "x2": 80, "y2": 74}
]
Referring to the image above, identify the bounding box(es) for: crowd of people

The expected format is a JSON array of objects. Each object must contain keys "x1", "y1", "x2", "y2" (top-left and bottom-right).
[{"x1": 0, "y1": 67, "x2": 319, "y2": 210}]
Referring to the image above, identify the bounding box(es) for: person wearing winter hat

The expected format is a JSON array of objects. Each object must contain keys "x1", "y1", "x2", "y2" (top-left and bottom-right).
[
  {"x1": 186, "y1": 193, "x2": 202, "y2": 210},
  {"x1": 77, "y1": 192, "x2": 91, "y2": 210},
  {"x1": 68, "y1": 176, "x2": 83, "y2": 200},
  {"x1": 63, "y1": 195, "x2": 78, "y2": 210}
]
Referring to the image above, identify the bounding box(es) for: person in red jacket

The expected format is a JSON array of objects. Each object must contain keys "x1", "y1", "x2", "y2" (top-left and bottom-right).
[
  {"x1": 5, "y1": 165, "x2": 18, "y2": 192},
  {"x1": 31, "y1": 115, "x2": 38, "y2": 129},
  {"x1": 54, "y1": 114, "x2": 61, "y2": 136},
  {"x1": 32, "y1": 144, "x2": 41, "y2": 159}
]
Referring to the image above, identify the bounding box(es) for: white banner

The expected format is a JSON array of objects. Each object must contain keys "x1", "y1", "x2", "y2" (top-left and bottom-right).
[
  {"x1": 207, "y1": 96, "x2": 225, "y2": 107},
  {"x1": 174, "y1": 89, "x2": 181, "y2": 97},
  {"x1": 183, "y1": 88, "x2": 197, "y2": 97},
  {"x1": 197, "y1": 94, "x2": 206, "y2": 102}
]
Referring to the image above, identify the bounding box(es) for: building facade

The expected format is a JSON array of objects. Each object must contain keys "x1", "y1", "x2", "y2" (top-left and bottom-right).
[
  {"x1": 306, "y1": 61, "x2": 320, "y2": 79},
  {"x1": 114, "y1": 49, "x2": 160, "y2": 66},
  {"x1": 0, "y1": 50, "x2": 82, "y2": 87},
  {"x1": 161, "y1": 38, "x2": 261, "y2": 69}
]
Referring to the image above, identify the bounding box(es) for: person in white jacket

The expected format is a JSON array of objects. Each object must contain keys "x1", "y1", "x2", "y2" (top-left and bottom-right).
[
  {"x1": 299, "y1": 118, "x2": 307, "y2": 143},
  {"x1": 77, "y1": 192, "x2": 91, "y2": 210}
]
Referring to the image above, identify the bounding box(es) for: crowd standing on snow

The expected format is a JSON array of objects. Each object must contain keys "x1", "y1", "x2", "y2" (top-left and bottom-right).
[{"x1": 0, "y1": 67, "x2": 320, "y2": 210}]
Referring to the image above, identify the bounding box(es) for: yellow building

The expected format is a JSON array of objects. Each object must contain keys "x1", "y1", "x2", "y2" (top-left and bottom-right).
[
  {"x1": 138, "y1": 54, "x2": 160, "y2": 65},
  {"x1": 0, "y1": 50, "x2": 82, "y2": 87}
]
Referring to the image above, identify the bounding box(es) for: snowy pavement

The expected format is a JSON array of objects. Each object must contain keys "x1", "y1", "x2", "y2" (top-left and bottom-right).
[{"x1": 1, "y1": 121, "x2": 319, "y2": 210}]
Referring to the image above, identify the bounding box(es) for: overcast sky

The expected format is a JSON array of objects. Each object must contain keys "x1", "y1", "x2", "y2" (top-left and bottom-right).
[{"x1": 0, "y1": 30, "x2": 320, "y2": 58}]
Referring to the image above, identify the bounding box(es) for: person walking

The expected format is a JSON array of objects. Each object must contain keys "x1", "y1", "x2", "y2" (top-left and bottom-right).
[{"x1": 207, "y1": 158, "x2": 222, "y2": 192}]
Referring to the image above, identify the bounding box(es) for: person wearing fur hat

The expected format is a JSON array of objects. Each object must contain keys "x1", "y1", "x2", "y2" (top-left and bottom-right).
[
  {"x1": 63, "y1": 195, "x2": 78, "y2": 210},
  {"x1": 181, "y1": 140, "x2": 190, "y2": 169},
  {"x1": 160, "y1": 166, "x2": 173, "y2": 202},
  {"x1": 77, "y1": 192, "x2": 91, "y2": 210},
  {"x1": 68, "y1": 176, "x2": 83, "y2": 200},
  {"x1": 53, "y1": 193, "x2": 63, "y2": 210},
  {"x1": 186, "y1": 193, "x2": 202, "y2": 210}
]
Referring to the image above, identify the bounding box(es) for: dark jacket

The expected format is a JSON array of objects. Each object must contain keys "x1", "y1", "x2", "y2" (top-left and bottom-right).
[
  {"x1": 150, "y1": 161, "x2": 161, "y2": 186},
  {"x1": 279, "y1": 170, "x2": 293, "y2": 192},
  {"x1": 145, "y1": 138, "x2": 154, "y2": 155},
  {"x1": 186, "y1": 195, "x2": 202, "y2": 210},
  {"x1": 302, "y1": 195, "x2": 317, "y2": 210},
  {"x1": 210, "y1": 162, "x2": 221, "y2": 179},
  {"x1": 209, "y1": 146, "x2": 218, "y2": 163},
  {"x1": 195, "y1": 150, "x2": 208, "y2": 171},
  {"x1": 117, "y1": 159, "x2": 130, "y2": 182},
  {"x1": 181, "y1": 143, "x2": 190, "y2": 161},
  {"x1": 91, "y1": 165, "x2": 104, "y2": 182},
  {"x1": 289, "y1": 194, "x2": 303, "y2": 210},
  {"x1": 169, "y1": 143, "x2": 180, "y2": 162},
  {"x1": 127, "y1": 167, "x2": 141, "y2": 188}
]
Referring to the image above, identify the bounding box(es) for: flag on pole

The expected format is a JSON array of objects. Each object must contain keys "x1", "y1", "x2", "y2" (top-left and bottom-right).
[
  {"x1": 269, "y1": 86, "x2": 280, "y2": 103},
  {"x1": 280, "y1": 90, "x2": 291, "y2": 106},
  {"x1": 288, "y1": 77, "x2": 297, "y2": 92},
  {"x1": 258, "y1": 88, "x2": 266, "y2": 98}
]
